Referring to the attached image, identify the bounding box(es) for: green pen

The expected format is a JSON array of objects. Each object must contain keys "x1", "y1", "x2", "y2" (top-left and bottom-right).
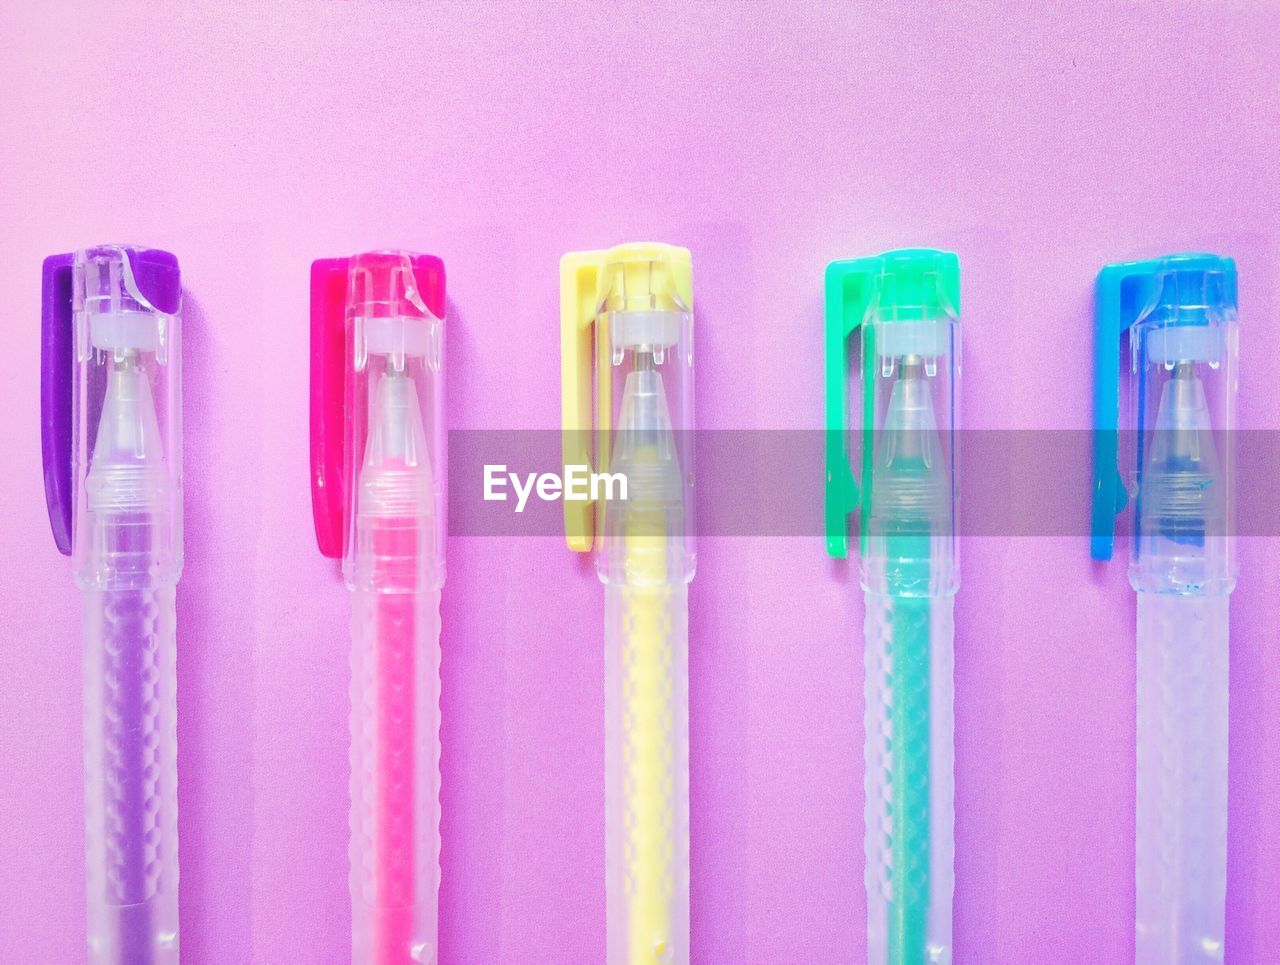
[{"x1": 826, "y1": 250, "x2": 960, "y2": 965}]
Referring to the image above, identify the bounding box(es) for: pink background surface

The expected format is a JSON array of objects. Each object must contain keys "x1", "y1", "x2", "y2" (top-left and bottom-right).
[{"x1": 2, "y1": 2, "x2": 1279, "y2": 962}]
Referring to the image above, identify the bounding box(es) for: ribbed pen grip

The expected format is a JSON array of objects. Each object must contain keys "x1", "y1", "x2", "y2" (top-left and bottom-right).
[
  {"x1": 605, "y1": 582, "x2": 690, "y2": 965},
  {"x1": 864, "y1": 591, "x2": 954, "y2": 965},
  {"x1": 83, "y1": 585, "x2": 179, "y2": 965},
  {"x1": 350, "y1": 586, "x2": 442, "y2": 965},
  {"x1": 1136, "y1": 592, "x2": 1229, "y2": 964}
]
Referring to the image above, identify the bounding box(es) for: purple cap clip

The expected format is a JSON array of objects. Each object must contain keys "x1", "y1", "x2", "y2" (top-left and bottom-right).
[{"x1": 40, "y1": 246, "x2": 181, "y2": 555}]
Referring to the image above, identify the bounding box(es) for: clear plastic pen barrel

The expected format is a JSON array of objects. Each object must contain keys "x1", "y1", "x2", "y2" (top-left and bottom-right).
[
  {"x1": 343, "y1": 255, "x2": 445, "y2": 965},
  {"x1": 596, "y1": 258, "x2": 695, "y2": 965},
  {"x1": 72, "y1": 248, "x2": 182, "y2": 965},
  {"x1": 1127, "y1": 266, "x2": 1236, "y2": 964},
  {"x1": 860, "y1": 282, "x2": 958, "y2": 965}
]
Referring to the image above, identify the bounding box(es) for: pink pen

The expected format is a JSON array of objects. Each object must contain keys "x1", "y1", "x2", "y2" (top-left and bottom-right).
[{"x1": 311, "y1": 251, "x2": 446, "y2": 965}]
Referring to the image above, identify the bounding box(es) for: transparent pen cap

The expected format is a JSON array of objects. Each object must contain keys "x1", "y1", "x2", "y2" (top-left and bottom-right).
[
  {"x1": 561, "y1": 245, "x2": 694, "y2": 586},
  {"x1": 597, "y1": 250, "x2": 694, "y2": 586},
  {"x1": 339, "y1": 251, "x2": 446, "y2": 592},
  {"x1": 858, "y1": 250, "x2": 959, "y2": 597},
  {"x1": 69, "y1": 245, "x2": 183, "y2": 588},
  {"x1": 1125, "y1": 257, "x2": 1237, "y2": 594}
]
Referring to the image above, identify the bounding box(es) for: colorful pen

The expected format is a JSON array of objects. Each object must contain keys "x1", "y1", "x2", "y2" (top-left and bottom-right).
[
  {"x1": 1092, "y1": 255, "x2": 1237, "y2": 963},
  {"x1": 826, "y1": 250, "x2": 960, "y2": 965},
  {"x1": 311, "y1": 251, "x2": 447, "y2": 965},
  {"x1": 42, "y1": 246, "x2": 183, "y2": 965},
  {"x1": 562, "y1": 243, "x2": 695, "y2": 965}
]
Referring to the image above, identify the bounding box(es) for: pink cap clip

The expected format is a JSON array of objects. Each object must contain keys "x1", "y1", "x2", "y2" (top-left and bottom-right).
[{"x1": 310, "y1": 252, "x2": 446, "y2": 559}]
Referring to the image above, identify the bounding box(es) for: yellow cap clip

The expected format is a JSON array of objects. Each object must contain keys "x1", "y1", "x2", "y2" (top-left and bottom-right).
[{"x1": 560, "y1": 242, "x2": 693, "y2": 552}]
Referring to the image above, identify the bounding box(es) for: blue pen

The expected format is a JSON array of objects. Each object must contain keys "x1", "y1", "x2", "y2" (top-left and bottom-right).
[{"x1": 1093, "y1": 254, "x2": 1238, "y2": 963}]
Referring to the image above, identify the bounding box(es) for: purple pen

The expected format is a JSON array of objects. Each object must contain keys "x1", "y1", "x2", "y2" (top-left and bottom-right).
[{"x1": 43, "y1": 247, "x2": 183, "y2": 965}]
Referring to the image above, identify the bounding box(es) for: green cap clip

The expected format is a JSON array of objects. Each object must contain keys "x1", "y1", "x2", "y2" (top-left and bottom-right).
[{"x1": 824, "y1": 248, "x2": 960, "y2": 558}]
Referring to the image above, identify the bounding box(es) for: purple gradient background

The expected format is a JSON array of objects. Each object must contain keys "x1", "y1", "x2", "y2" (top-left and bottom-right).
[{"x1": 2, "y1": 2, "x2": 1278, "y2": 962}]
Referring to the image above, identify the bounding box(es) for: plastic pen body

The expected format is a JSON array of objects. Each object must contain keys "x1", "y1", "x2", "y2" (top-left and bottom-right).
[
  {"x1": 82, "y1": 527, "x2": 179, "y2": 965},
  {"x1": 563, "y1": 245, "x2": 695, "y2": 965},
  {"x1": 862, "y1": 383, "x2": 957, "y2": 965},
  {"x1": 318, "y1": 253, "x2": 447, "y2": 965},
  {"x1": 863, "y1": 548, "x2": 954, "y2": 965},
  {"x1": 63, "y1": 247, "x2": 183, "y2": 965},
  {"x1": 604, "y1": 521, "x2": 690, "y2": 964},
  {"x1": 603, "y1": 351, "x2": 693, "y2": 965},
  {"x1": 1115, "y1": 258, "x2": 1238, "y2": 964},
  {"x1": 1135, "y1": 592, "x2": 1228, "y2": 963},
  {"x1": 827, "y1": 250, "x2": 960, "y2": 965},
  {"x1": 350, "y1": 498, "x2": 440, "y2": 965}
]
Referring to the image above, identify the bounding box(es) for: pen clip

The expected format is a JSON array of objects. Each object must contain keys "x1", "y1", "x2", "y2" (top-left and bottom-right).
[
  {"x1": 41, "y1": 253, "x2": 75, "y2": 555},
  {"x1": 1091, "y1": 260, "x2": 1155, "y2": 561},
  {"x1": 560, "y1": 250, "x2": 605, "y2": 553},
  {"x1": 823, "y1": 258, "x2": 878, "y2": 559},
  {"x1": 310, "y1": 258, "x2": 350, "y2": 558},
  {"x1": 310, "y1": 252, "x2": 447, "y2": 561}
]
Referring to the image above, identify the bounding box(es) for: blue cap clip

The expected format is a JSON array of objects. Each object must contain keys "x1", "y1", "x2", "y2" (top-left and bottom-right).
[{"x1": 1091, "y1": 253, "x2": 1237, "y2": 561}]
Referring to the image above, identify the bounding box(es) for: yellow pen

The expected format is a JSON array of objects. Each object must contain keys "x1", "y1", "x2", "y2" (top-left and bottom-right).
[{"x1": 562, "y1": 244, "x2": 694, "y2": 965}]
